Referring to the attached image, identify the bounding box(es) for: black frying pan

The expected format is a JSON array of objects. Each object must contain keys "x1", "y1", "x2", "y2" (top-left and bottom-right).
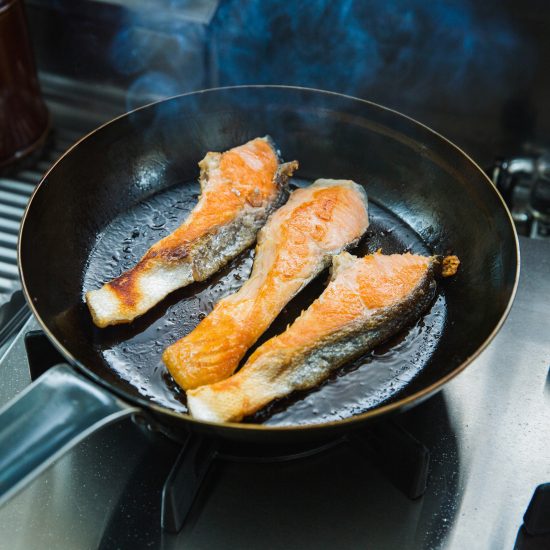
[{"x1": 0, "y1": 86, "x2": 518, "y2": 504}]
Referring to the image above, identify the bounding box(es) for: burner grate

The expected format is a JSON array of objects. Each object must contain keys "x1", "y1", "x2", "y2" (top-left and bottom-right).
[
  {"x1": 0, "y1": 177, "x2": 34, "y2": 297},
  {"x1": 0, "y1": 129, "x2": 83, "y2": 302},
  {"x1": 24, "y1": 328, "x2": 432, "y2": 536},
  {"x1": 160, "y1": 426, "x2": 431, "y2": 534},
  {"x1": 0, "y1": 127, "x2": 90, "y2": 346}
]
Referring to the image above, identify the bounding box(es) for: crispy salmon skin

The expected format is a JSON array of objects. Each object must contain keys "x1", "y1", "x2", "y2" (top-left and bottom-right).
[
  {"x1": 86, "y1": 137, "x2": 297, "y2": 327},
  {"x1": 163, "y1": 179, "x2": 369, "y2": 390},
  {"x1": 187, "y1": 251, "x2": 447, "y2": 423}
]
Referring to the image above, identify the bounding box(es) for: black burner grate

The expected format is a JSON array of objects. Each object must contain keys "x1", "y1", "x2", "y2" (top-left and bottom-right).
[
  {"x1": 24, "y1": 329, "x2": 432, "y2": 535},
  {"x1": 0, "y1": 128, "x2": 84, "y2": 294}
]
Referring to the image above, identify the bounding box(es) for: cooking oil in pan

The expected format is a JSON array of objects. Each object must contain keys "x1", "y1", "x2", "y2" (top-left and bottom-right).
[{"x1": 83, "y1": 178, "x2": 447, "y2": 425}]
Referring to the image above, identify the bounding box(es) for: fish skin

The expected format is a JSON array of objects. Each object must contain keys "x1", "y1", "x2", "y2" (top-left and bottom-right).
[
  {"x1": 86, "y1": 137, "x2": 297, "y2": 328},
  {"x1": 186, "y1": 251, "x2": 439, "y2": 423},
  {"x1": 163, "y1": 179, "x2": 370, "y2": 390}
]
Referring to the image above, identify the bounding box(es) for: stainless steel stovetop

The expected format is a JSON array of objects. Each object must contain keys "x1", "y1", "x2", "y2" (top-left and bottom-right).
[
  {"x1": 0, "y1": 237, "x2": 548, "y2": 550},
  {"x1": 0, "y1": 1, "x2": 549, "y2": 545}
]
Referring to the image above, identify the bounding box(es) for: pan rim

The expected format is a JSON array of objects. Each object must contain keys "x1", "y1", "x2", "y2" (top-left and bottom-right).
[{"x1": 18, "y1": 84, "x2": 520, "y2": 433}]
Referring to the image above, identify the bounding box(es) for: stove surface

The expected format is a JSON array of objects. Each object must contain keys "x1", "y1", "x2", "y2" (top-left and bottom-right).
[{"x1": 0, "y1": 237, "x2": 549, "y2": 550}]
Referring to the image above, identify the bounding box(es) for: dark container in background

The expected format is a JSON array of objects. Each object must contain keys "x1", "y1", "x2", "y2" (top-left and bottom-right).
[{"x1": 0, "y1": 0, "x2": 49, "y2": 168}]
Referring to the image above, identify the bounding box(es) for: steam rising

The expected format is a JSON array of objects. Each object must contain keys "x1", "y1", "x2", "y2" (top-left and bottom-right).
[{"x1": 109, "y1": 0, "x2": 533, "y2": 113}]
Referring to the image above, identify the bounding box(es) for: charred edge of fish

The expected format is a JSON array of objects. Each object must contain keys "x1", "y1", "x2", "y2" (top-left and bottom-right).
[{"x1": 107, "y1": 272, "x2": 142, "y2": 307}]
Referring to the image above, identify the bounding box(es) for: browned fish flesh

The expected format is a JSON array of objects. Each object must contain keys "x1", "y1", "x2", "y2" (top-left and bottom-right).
[
  {"x1": 186, "y1": 251, "x2": 457, "y2": 423},
  {"x1": 86, "y1": 137, "x2": 297, "y2": 327},
  {"x1": 163, "y1": 179, "x2": 370, "y2": 390}
]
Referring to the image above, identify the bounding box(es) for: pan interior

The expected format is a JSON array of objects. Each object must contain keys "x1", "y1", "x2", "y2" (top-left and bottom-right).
[
  {"x1": 83, "y1": 177, "x2": 446, "y2": 426},
  {"x1": 20, "y1": 87, "x2": 517, "y2": 435}
]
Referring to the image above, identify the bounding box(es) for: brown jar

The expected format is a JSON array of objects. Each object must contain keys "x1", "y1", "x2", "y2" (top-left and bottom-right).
[{"x1": 0, "y1": 0, "x2": 49, "y2": 168}]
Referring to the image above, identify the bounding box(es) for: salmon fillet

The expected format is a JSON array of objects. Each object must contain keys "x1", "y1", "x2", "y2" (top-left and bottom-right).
[
  {"x1": 186, "y1": 251, "x2": 443, "y2": 423},
  {"x1": 163, "y1": 179, "x2": 369, "y2": 390},
  {"x1": 86, "y1": 137, "x2": 297, "y2": 328}
]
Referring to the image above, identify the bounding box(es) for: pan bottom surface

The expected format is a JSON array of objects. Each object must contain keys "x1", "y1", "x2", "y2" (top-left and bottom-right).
[{"x1": 83, "y1": 178, "x2": 447, "y2": 426}]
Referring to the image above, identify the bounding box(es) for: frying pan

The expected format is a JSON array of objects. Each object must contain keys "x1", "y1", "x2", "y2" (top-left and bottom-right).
[{"x1": 0, "y1": 86, "x2": 518, "y2": 505}]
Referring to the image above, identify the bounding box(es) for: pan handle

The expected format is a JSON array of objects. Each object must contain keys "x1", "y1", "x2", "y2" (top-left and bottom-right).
[{"x1": 0, "y1": 364, "x2": 139, "y2": 507}]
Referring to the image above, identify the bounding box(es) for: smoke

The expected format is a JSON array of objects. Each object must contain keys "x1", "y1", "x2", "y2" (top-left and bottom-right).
[
  {"x1": 108, "y1": 0, "x2": 534, "y2": 114},
  {"x1": 212, "y1": 0, "x2": 533, "y2": 111},
  {"x1": 109, "y1": 6, "x2": 209, "y2": 111}
]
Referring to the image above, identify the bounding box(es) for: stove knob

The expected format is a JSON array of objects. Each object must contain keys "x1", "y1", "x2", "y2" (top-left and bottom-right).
[
  {"x1": 492, "y1": 157, "x2": 535, "y2": 206},
  {"x1": 530, "y1": 155, "x2": 550, "y2": 221},
  {"x1": 523, "y1": 483, "x2": 550, "y2": 536},
  {"x1": 538, "y1": 155, "x2": 550, "y2": 180}
]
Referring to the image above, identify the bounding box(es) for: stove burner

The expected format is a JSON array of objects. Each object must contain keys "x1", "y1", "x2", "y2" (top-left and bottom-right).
[
  {"x1": 23, "y1": 330, "x2": 432, "y2": 534},
  {"x1": 162, "y1": 422, "x2": 430, "y2": 533}
]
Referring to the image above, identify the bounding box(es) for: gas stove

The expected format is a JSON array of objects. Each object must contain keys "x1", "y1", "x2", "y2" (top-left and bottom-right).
[
  {"x1": 1, "y1": 2, "x2": 550, "y2": 547},
  {"x1": 0, "y1": 236, "x2": 548, "y2": 549},
  {"x1": 0, "y1": 75, "x2": 549, "y2": 550}
]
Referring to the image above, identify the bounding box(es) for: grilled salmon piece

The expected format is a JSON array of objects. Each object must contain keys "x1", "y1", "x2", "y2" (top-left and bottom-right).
[
  {"x1": 187, "y1": 251, "x2": 447, "y2": 423},
  {"x1": 86, "y1": 137, "x2": 297, "y2": 328},
  {"x1": 163, "y1": 179, "x2": 369, "y2": 390}
]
